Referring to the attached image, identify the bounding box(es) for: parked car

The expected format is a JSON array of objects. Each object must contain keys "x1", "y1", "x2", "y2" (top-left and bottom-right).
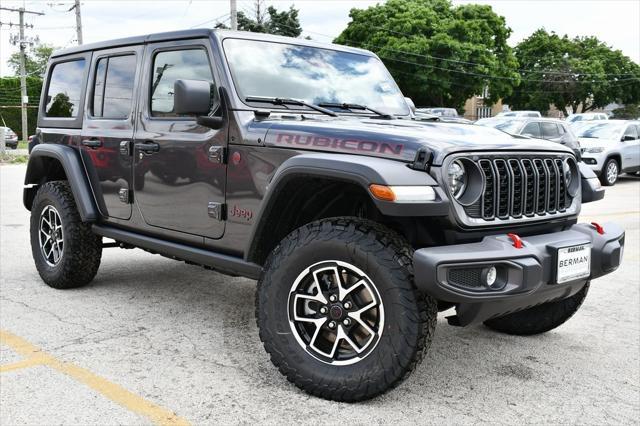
[
  {"x1": 24, "y1": 29, "x2": 622, "y2": 402},
  {"x1": 1, "y1": 126, "x2": 19, "y2": 149},
  {"x1": 415, "y1": 107, "x2": 472, "y2": 124},
  {"x1": 571, "y1": 120, "x2": 640, "y2": 185},
  {"x1": 476, "y1": 117, "x2": 581, "y2": 157},
  {"x1": 566, "y1": 113, "x2": 608, "y2": 122},
  {"x1": 417, "y1": 107, "x2": 459, "y2": 118},
  {"x1": 496, "y1": 110, "x2": 541, "y2": 118}
]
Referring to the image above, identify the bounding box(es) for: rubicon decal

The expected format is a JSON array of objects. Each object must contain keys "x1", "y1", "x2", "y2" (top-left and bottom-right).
[{"x1": 274, "y1": 133, "x2": 404, "y2": 156}]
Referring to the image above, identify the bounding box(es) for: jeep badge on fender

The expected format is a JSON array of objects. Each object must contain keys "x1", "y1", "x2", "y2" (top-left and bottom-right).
[{"x1": 24, "y1": 29, "x2": 624, "y2": 402}]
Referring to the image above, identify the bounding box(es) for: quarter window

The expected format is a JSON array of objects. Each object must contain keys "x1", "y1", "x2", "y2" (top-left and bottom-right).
[
  {"x1": 92, "y1": 55, "x2": 137, "y2": 119},
  {"x1": 45, "y1": 59, "x2": 86, "y2": 117},
  {"x1": 150, "y1": 49, "x2": 214, "y2": 117}
]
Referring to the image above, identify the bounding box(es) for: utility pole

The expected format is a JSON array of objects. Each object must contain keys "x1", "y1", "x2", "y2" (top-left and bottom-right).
[
  {"x1": 70, "y1": 0, "x2": 83, "y2": 45},
  {"x1": 230, "y1": 0, "x2": 237, "y2": 30},
  {"x1": 1, "y1": 6, "x2": 44, "y2": 143}
]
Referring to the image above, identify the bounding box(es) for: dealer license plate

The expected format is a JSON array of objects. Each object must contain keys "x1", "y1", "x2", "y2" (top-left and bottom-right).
[{"x1": 556, "y1": 243, "x2": 591, "y2": 284}]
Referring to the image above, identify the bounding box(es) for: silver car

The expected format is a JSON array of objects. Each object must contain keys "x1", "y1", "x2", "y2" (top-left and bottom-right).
[
  {"x1": 572, "y1": 120, "x2": 640, "y2": 186},
  {"x1": 475, "y1": 117, "x2": 581, "y2": 157}
]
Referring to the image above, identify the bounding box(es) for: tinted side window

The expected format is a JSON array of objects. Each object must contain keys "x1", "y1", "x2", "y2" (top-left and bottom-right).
[
  {"x1": 623, "y1": 125, "x2": 638, "y2": 139},
  {"x1": 150, "y1": 49, "x2": 214, "y2": 117},
  {"x1": 541, "y1": 122, "x2": 560, "y2": 139},
  {"x1": 521, "y1": 122, "x2": 541, "y2": 138},
  {"x1": 45, "y1": 59, "x2": 86, "y2": 117},
  {"x1": 92, "y1": 55, "x2": 136, "y2": 119}
]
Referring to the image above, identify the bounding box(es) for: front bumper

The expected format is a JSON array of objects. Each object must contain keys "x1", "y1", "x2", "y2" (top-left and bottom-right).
[{"x1": 414, "y1": 222, "x2": 625, "y2": 326}]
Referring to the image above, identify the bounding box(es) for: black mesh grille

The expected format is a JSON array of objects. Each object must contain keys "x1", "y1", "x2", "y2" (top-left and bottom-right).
[
  {"x1": 464, "y1": 155, "x2": 573, "y2": 222},
  {"x1": 448, "y1": 268, "x2": 483, "y2": 288}
]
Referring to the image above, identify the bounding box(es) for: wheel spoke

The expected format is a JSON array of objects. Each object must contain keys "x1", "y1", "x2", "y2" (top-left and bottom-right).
[{"x1": 337, "y1": 278, "x2": 365, "y2": 301}]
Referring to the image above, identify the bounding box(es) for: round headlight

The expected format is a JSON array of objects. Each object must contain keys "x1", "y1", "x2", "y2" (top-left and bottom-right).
[
  {"x1": 447, "y1": 160, "x2": 467, "y2": 199},
  {"x1": 564, "y1": 158, "x2": 580, "y2": 197}
]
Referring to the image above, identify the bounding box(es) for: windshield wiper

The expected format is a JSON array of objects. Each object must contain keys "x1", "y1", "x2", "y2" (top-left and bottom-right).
[
  {"x1": 245, "y1": 96, "x2": 338, "y2": 117},
  {"x1": 317, "y1": 102, "x2": 393, "y2": 119}
]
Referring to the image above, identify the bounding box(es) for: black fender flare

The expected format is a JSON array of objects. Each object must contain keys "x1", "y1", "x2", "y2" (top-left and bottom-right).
[
  {"x1": 24, "y1": 144, "x2": 99, "y2": 222},
  {"x1": 245, "y1": 153, "x2": 449, "y2": 261}
]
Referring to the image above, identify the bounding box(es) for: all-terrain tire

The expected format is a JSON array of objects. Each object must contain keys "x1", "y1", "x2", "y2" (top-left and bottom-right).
[
  {"x1": 256, "y1": 217, "x2": 437, "y2": 402},
  {"x1": 484, "y1": 283, "x2": 589, "y2": 336},
  {"x1": 30, "y1": 181, "x2": 102, "y2": 289}
]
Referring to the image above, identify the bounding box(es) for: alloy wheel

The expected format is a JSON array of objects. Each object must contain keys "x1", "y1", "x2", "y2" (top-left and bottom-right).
[
  {"x1": 39, "y1": 205, "x2": 64, "y2": 266},
  {"x1": 606, "y1": 161, "x2": 618, "y2": 184},
  {"x1": 287, "y1": 260, "x2": 384, "y2": 365}
]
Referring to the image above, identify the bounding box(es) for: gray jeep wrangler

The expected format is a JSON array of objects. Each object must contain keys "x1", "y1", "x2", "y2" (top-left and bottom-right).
[{"x1": 25, "y1": 29, "x2": 624, "y2": 401}]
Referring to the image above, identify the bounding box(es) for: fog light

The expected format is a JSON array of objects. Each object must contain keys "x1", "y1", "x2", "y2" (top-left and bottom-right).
[{"x1": 482, "y1": 266, "x2": 498, "y2": 288}]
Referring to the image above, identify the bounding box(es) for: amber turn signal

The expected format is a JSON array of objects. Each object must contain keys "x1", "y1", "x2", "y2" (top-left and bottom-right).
[{"x1": 369, "y1": 184, "x2": 395, "y2": 201}]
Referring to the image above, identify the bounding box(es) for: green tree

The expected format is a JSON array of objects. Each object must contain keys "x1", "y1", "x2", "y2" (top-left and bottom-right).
[
  {"x1": 0, "y1": 76, "x2": 43, "y2": 139},
  {"x1": 334, "y1": 0, "x2": 520, "y2": 109},
  {"x1": 7, "y1": 44, "x2": 56, "y2": 77},
  {"x1": 505, "y1": 29, "x2": 640, "y2": 115},
  {"x1": 218, "y1": 1, "x2": 302, "y2": 37}
]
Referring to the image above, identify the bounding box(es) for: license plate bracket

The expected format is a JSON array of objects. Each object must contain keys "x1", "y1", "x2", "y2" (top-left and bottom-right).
[{"x1": 556, "y1": 243, "x2": 591, "y2": 284}]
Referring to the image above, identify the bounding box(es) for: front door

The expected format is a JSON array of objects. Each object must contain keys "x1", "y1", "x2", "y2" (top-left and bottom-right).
[
  {"x1": 80, "y1": 46, "x2": 142, "y2": 220},
  {"x1": 133, "y1": 40, "x2": 227, "y2": 239}
]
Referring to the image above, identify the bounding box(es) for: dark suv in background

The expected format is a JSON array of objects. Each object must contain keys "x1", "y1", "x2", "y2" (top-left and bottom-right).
[{"x1": 24, "y1": 29, "x2": 623, "y2": 401}]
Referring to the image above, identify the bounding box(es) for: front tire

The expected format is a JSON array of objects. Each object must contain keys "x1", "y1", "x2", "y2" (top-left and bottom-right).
[
  {"x1": 256, "y1": 218, "x2": 437, "y2": 401},
  {"x1": 484, "y1": 283, "x2": 589, "y2": 335},
  {"x1": 30, "y1": 181, "x2": 102, "y2": 289},
  {"x1": 600, "y1": 158, "x2": 619, "y2": 186}
]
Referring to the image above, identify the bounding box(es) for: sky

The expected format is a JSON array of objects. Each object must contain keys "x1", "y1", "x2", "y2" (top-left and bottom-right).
[{"x1": 0, "y1": 0, "x2": 639, "y2": 77}]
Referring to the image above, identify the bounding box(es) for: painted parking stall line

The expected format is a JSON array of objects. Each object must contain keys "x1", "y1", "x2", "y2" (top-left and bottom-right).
[{"x1": 0, "y1": 330, "x2": 190, "y2": 426}]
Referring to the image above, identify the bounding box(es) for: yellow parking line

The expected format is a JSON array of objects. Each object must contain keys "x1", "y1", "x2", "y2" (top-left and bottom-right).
[
  {"x1": 0, "y1": 330, "x2": 190, "y2": 426},
  {"x1": 0, "y1": 356, "x2": 48, "y2": 373}
]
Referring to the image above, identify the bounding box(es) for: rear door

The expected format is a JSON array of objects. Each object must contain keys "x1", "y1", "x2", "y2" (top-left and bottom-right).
[
  {"x1": 132, "y1": 40, "x2": 227, "y2": 239},
  {"x1": 80, "y1": 46, "x2": 142, "y2": 220}
]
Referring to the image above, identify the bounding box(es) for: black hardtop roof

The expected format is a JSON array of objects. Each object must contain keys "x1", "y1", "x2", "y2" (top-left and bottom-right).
[
  {"x1": 52, "y1": 28, "x2": 374, "y2": 58},
  {"x1": 51, "y1": 29, "x2": 213, "y2": 57}
]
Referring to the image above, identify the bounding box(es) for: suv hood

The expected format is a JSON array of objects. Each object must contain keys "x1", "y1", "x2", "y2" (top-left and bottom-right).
[
  {"x1": 578, "y1": 137, "x2": 616, "y2": 149},
  {"x1": 262, "y1": 116, "x2": 571, "y2": 165}
]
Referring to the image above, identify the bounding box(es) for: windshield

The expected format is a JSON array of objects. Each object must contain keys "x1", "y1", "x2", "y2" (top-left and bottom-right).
[
  {"x1": 223, "y1": 38, "x2": 410, "y2": 116},
  {"x1": 476, "y1": 119, "x2": 522, "y2": 134},
  {"x1": 572, "y1": 122, "x2": 625, "y2": 139}
]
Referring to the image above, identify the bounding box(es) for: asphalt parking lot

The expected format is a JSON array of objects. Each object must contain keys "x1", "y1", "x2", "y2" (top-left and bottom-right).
[{"x1": 1, "y1": 164, "x2": 638, "y2": 425}]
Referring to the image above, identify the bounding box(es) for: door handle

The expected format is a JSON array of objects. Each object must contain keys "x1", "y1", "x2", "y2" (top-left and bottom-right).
[
  {"x1": 135, "y1": 142, "x2": 160, "y2": 154},
  {"x1": 81, "y1": 139, "x2": 102, "y2": 148}
]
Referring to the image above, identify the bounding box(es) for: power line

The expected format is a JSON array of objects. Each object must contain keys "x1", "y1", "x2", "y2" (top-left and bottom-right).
[
  {"x1": 368, "y1": 25, "x2": 639, "y2": 77},
  {"x1": 0, "y1": 5, "x2": 45, "y2": 145},
  {"x1": 296, "y1": 26, "x2": 640, "y2": 83}
]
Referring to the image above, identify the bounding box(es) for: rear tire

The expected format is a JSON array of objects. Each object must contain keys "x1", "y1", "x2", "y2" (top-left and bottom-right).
[
  {"x1": 30, "y1": 181, "x2": 102, "y2": 289},
  {"x1": 256, "y1": 217, "x2": 437, "y2": 401},
  {"x1": 484, "y1": 283, "x2": 589, "y2": 335}
]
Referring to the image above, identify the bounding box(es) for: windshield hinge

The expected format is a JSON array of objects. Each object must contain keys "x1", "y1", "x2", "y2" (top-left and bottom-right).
[{"x1": 408, "y1": 147, "x2": 434, "y2": 172}]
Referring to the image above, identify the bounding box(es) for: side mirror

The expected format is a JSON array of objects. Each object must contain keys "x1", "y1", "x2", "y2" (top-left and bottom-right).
[
  {"x1": 404, "y1": 97, "x2": 416, "y2": 113},
  {"x1": 621, "y1": 135, "x2": 636, "y2": 142},
  {"x1": 173, "y1": 79, "x2": 212, "y2": 115}
]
